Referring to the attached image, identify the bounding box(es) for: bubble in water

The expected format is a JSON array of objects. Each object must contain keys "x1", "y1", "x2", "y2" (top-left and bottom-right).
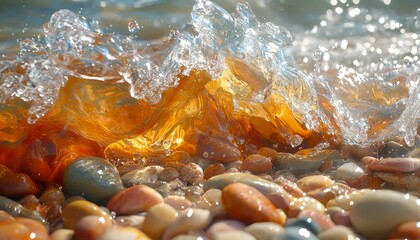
[
  {"x1": 128, "y1": 20, "x2": 140, "y2": 33},
  {"x1": 203, "y1": 152, "x2": 209, "y2": 158}
]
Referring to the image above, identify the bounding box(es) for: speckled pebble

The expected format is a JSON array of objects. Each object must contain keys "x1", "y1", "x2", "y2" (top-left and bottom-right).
[
  {"x1": 222, "y1": 182, "x2": 286, "y2": 224},
  {"x1": 142, "y1": 203, "x2": 178, "y2": 240},
  {"x1": 349, "y1": 190, "x2": 420, "y2": 239},
  {"x1": 318, "y1": 225, "x2": 358, "y2": 240},
  {"x1": 107, "y1": 185, "x2": 163, "y2": 215},
  {"x1": 64, "y1": 157, "x2": 124, "y2": 205},
  {"x1": 179, "y1": 163, "x2": 204, "y2": 185},
  {"x1": 204, "y1": 163, "x2": 225, "y2": 180},
  {"x1": 61, "y1": 200, "x2": 112, "y2": 229},
  {"x1": 162, "y1": 208, "x2": 211, "y2": 240},
  {"x1": 245, "y1": 222, "x2": 284, "y2": 240}
]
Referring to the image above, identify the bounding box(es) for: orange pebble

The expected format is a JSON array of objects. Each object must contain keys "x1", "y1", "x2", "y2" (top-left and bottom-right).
[
  {"x1": 256, "y1": 147, "x2": 278, "y2": 161},
  {"x1": 388, "y1": 221, "x2": 420, "y2": 240},
  {"x1": 222, "y1": 182, "x2": 286, "y2": 224},
  {"x1": 241, "y1": 154, "x2": 272, "y2": 173},
  {"x1": 107, "y1": 185, "x2": 163, "y2": 215},
  {"x1": 0, "y1": 173, "x2": 40, "y2": 197},
  {"x1": 0, "y1": 218, "x2": 49, "y2": 240},
  {"x1": 204, "y1": 163, "x2": 225, "y2": 180}
]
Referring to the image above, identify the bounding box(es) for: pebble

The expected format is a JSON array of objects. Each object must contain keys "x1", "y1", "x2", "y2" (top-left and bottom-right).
[
  {"x1": 297, "y1": 210, "x2": 335, "y2": 231},
  {"x1": 349, "y1": 190, "x2": 420, "y2": 239},
  {"x1": 273, "y1": 176, "x2": 305, "y2": 198},
  {"x1": 331, "y1": 210, "x2": 352, "y2": 227},
  {"x1": 286, "y1": 217, "x2": 321, "y2": 235},
  {"x1": 98, "y1": 226, "x2": 151, "y2": 240},
  {"x1": 0, "y1": 218, "x2": 49, "y2": 240},
  {"x1": 318, "y1": 225, "x2": 358, "y2": 240},
  {"x1": 160, "y1": 151, "x2": 192, "y2": 165},
  {"x1": 184, "y1": 185, "x2": 204, "y2": 202},
  {"x1": 326, "y1": 162, "x2": 365, "y2": 182},
  {"x1": 288, "y1": 196, "x2": 325, "y2": 217},
  {"x1": 257, "y1": 147, "x2": 278, "y2": 160},
  {"x1": 273, "y1": 149, "x2": 339, "y2": 175},
  {"x1": 0, "y1": 164, "x2": 13, "y2": 178},
  {"x1": 375, "y1": 172, "x2": 420, "y2": 191},
  {"x1": 0, "y1": 173, "x2": 40, "y2": 197},
  {"x1": 296, "y1": 175, "x2": 333, "y2": 193},
  {"x1": 204, "y1": 163, "x2": 225, "y2": 180},
  {"x1": 195, "y1": 188, "x2": 224, "y2": 214},
  {"x1": 171, "y1": 234, "x2": 205, "y2": 240},
  {"x1": 306, "y1": 188, "x2": 336, "y2": 206},
  {"x1": 204, "y1": 172, "x2": 289, "y2": 196},
  {"x1": 377, "y1": 141, "x2": 409, "y2": 158},
  {"x1": 39, "y1": 185, "x2": 65, "y2": 205},
  {"x1": 0, "y1": 196, "x2": 46, "y2": 223},
  {"x1": 164, "y1": 195, "x2": 193, "y2": 210},
  {"x1": 245, "y1": 222, "x2": 284, "y2": 240},
  {"x1": 161, "y1": 208, "x2": 211, "y2": 240},
  {"x1": 362, "y1": 156, "x2": 420, "y2": 172},
  {"x1": 142, "y1": 203, "x2": 178, "y2": 240},
  {"x1": 222, "y1": 182, "x2": 286, "y2": 224},
  {"x1": 0, "y1": 210, "x2": 14, "y2": 221},
  {"x1": 388, "y1": 221, "x2": 420, "y2": 239},
  {"x1": 273, "y1": 227, "x2": 319, "y2": 240},
  {"x1": 73, "y1": 215, "x2": 112, "y2": 240},
  {"x1": 266, "y1": 192, "x2": 292, "y2": 212},
  {"x1": 242, "y1": 154, "x2": 272, "y2": 173},
  {"x1": 107, "y1": 185, "x2": 163, "y2": 215},
  {"x1": 179, "y1": 163, "x2": 204, "y2": 185},
  {"x1": 212, "y1": 230, "x2": 257, "y2": 240},
  {"x1": 63, "y1": 157, "x2": 124, "y2": 205},
  {"x1": 326, "y1": 189, "x2": 372, "y2": 211},
  {"x1": 121, "y1": 165, "x2": 164, "y2": 188},
  {"x1": 158, "y1": 167, "x2": 179, "y2": 182},
  {"x1": 114, "y1": 215, "x2": 145, "y2": 229},
  {"x1": 197, "y1": 136, "x2": 241, "y2": 162},
  {"x1": 61, "y1": 200, "x2": 112, "y2": 229},
  {"x1": 206, "y1": 220, "x2": 246, "y2": 239},
  {"x1": 408, "y1": 147, "x2": 420, "y2": 158},
  {"x1": 50, "y1": 229, "x2": 74, "y2": 240}
]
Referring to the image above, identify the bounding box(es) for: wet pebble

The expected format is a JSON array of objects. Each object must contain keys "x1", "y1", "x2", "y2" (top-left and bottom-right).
[
  {"x1": 0, "y1": 210, "x2": 14, "y2": 221},
  {"x1": 288, "y1": 196, "x2": 325, "y2": 217},
  {"x1": 162, "y1": 208, "x2": 211, "y2": 240},
  {"x1": 206, "y1": 220, "x2": 245, "y2": 239},
  {"x1": 378, "y1": 141, "x2": 409, "y2": 158},
  {"x1": 286, "y1": 217, "x2": 321, "y2": 235},
  {"x1": 297, "y1": 210, "x2": 335, "y2": 231},
  {"x1": 296, "y1": 175, "x2": 333, "y2": 193},
  {"x1": 204, "y1": 163, "x2": 225, "y2": 180},
  {"x1": 326, "y1": 162, "x2": 365, "y2": 182},
  {"x1": 61, "y1": 200, "x2": 112, "y2": 229},
  {"x1": 330, "y1": 210, "x2": 352, "y2": 227},
  {"x1": 158, "y1": 167, "x2": 179, "y2": 182},
  {"x1": 222, "y1": 182, "x2": 286, "y2": 224},
  {"x1": 274, "y1": 227, "x2": 319, "y2": 240},
  {"x1": 326, "y1": 189, "x2": 372, "y2": 211},
  {"x1": 195, "y1": 188, "x2": 224, "y2": 214},
  {"x1": 114, "y1": 215, "x2": 145, "y2": 229},
  {"x1": 50, "y1": 229, "x2": 74, "y2": 240},
  {"x1": 107, "y1": 185, "x2": 163, "y2": 215},
  {"x1": 349, "y1": 190, "x2": 420, "y2": 239},
  {"x1": 362, "y1": 156, "x2": 420, "y2": 172},
  {"x1": 142, "y1": 203, "x2": 178, "y2": 240},
  {"x1": 388, "y1": 221, "x2": 420, "y2": 239},
  {"x1": 73, "y1": 215, "x2": 112, "y2": 240},
  {"x1": 164, "y1": 195, "x2": 193, "y2": 210},
  {"x1": 0, "y1": 196, "x2": 46, "y2": 223},
  {"x1": 0, "y1": 173, "x2": 40, "y2": 197},
  {"x1": 98, "y1": 226, "x2": 151, "y2": 240},
  {"x1": 0, "y1": 218, "x2": 49, "y2": 240},
  {"x1": 197, "y1": 136, "x2": 241, "y2": 162},
  {"x1": 257, "y1": 147, "x2": 278, "y2": 160},
  {"x1": 318, "y1": 225, "x2": 358, "y2": 240},
  {"x1": 375, "y1": 171, "x2": 420, "y2": 191},
  {"x1": 179, "y1": 163, "x2": 204, "y2": 185},
  {"x1": 241, "y1": 154, "x2": 272, "y2": 173},
  {"x1": 245, "y1": 222, "x2": 284, "y2": 240},
  {"x1": 64, "y1": 157, "x2": 124, "y2": 205},
  {"x1": 121, "y1": 165, "x2": 164, "y2": 188},
  {"x1": 0, "y1": 164, "x2": 13, "y2": 178}
]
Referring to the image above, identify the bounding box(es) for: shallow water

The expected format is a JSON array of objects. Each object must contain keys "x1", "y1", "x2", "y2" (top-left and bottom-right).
[{"x1": 0, "y1": 0, "x2": 419, "y2": 152}]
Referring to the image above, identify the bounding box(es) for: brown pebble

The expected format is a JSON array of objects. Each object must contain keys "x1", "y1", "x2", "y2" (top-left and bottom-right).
[
  {"x1": 62, "y1": 200, "x2": 112, "y2": 229},
  {"x1": 257, "y1": 147, "x2": 278, "y2": 161},
  {"x1": 296, "y1": 175, "x2": 334, "y2": 193},
  {"x1": 73, "y1": 215, "x2": 112, "y2": 240},
  {"x1": 158, "y1": 167, "x2": 179, "y2": 182},
  {"x1": 39, "y1": 185, "x2": 65, "y2": 205},
  {"x1": 307, "y1": 188, "x2": 336, "y2": 206},
  {"x1": 0, "y1": 173, "x2": 40, "y2": 197},
  {"x1": 388, "y1": 221, "x2": 420, "y2": 240},
  {"x1": 0, "y1": 210, "x2": 14, "y2": 221},
  {"x1": 0, "y1": 164, "x2": 13, "y2": 179},
  {"x1": 197, "y1": 136, "x2": 241, "y2": 162},
  {"x1": 241, "y1": 154, "x2": 272, "y2": 173},
  {"x1": 164, "y1": 195, "x2": 193, "y2": 211},
  {"x1": 180, "y1": 163, "x2": 204, "y2": 185},
  {"x1": 222, "y1": 182, "x2": 286, "y2": 224},
  {"x1": 107, "y1": 185, "x2": 163, "y2": 215},
  {"x1": 204, "y1": 163, "x2": 225, "y2": 180}
]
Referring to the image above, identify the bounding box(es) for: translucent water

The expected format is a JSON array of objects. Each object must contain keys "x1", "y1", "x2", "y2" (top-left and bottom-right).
[{"x1": 0, "y1": 0, "x2": 419, "y2": 148}]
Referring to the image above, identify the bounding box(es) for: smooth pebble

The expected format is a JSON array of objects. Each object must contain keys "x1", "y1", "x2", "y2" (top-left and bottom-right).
[
  {"x1": 296, "y1": 175, "x2": 333, "y2": 193},
  {"x1": 241, "y1": 154, "x2": 272, "y2": 173},
  {"x1": 245, "y1": 222, "x2": 284, "y2": 240},
  {"x1": 161, "y1": 208, "x2": 211, "y2": 240},
  {"x1": 73, "y1": 215, "x2": 112, "y2": 240},
  {"x1": 318, "y1": 225, "x2": 358, "y2": 240},
  {"x1": 98, "y1": 226, "x2": 151, "y2": 240},
  {"x1": 274, "y1": 227, "x2": 319, "y2": 240},
  {"x1": 212, "y1": 230, "x2": 256, "y2": 240},
  {"x1": 388, "y1": 221, "x2": 420, "y2": 239},
  {"x1": 142, "y1": 203, "x2": 178, "y2": 240},
  {"x1": 61, "y1": 200, "x2": 112, "y2": 229},
  {"x1": 206, "y1": 220, "x2": 245, "y2": 239}
]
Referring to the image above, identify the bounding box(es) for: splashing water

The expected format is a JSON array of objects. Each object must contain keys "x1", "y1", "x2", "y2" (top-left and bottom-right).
[{"x1": 0, "y1": 0, "x2": 419, "y2": 173}]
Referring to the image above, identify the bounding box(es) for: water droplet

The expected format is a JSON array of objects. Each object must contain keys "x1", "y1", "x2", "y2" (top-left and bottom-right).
[
  {"x1": 128, "y1": 20, "x2": 140, "y2": 33},
  {"x1": 203, "y1": 152, "x2": 209, "y2": 158}
]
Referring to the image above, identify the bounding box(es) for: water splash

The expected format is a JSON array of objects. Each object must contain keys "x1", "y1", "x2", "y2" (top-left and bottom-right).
[{"x1": 0, "y1": 0, "x2": 419, "y2": 148}]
